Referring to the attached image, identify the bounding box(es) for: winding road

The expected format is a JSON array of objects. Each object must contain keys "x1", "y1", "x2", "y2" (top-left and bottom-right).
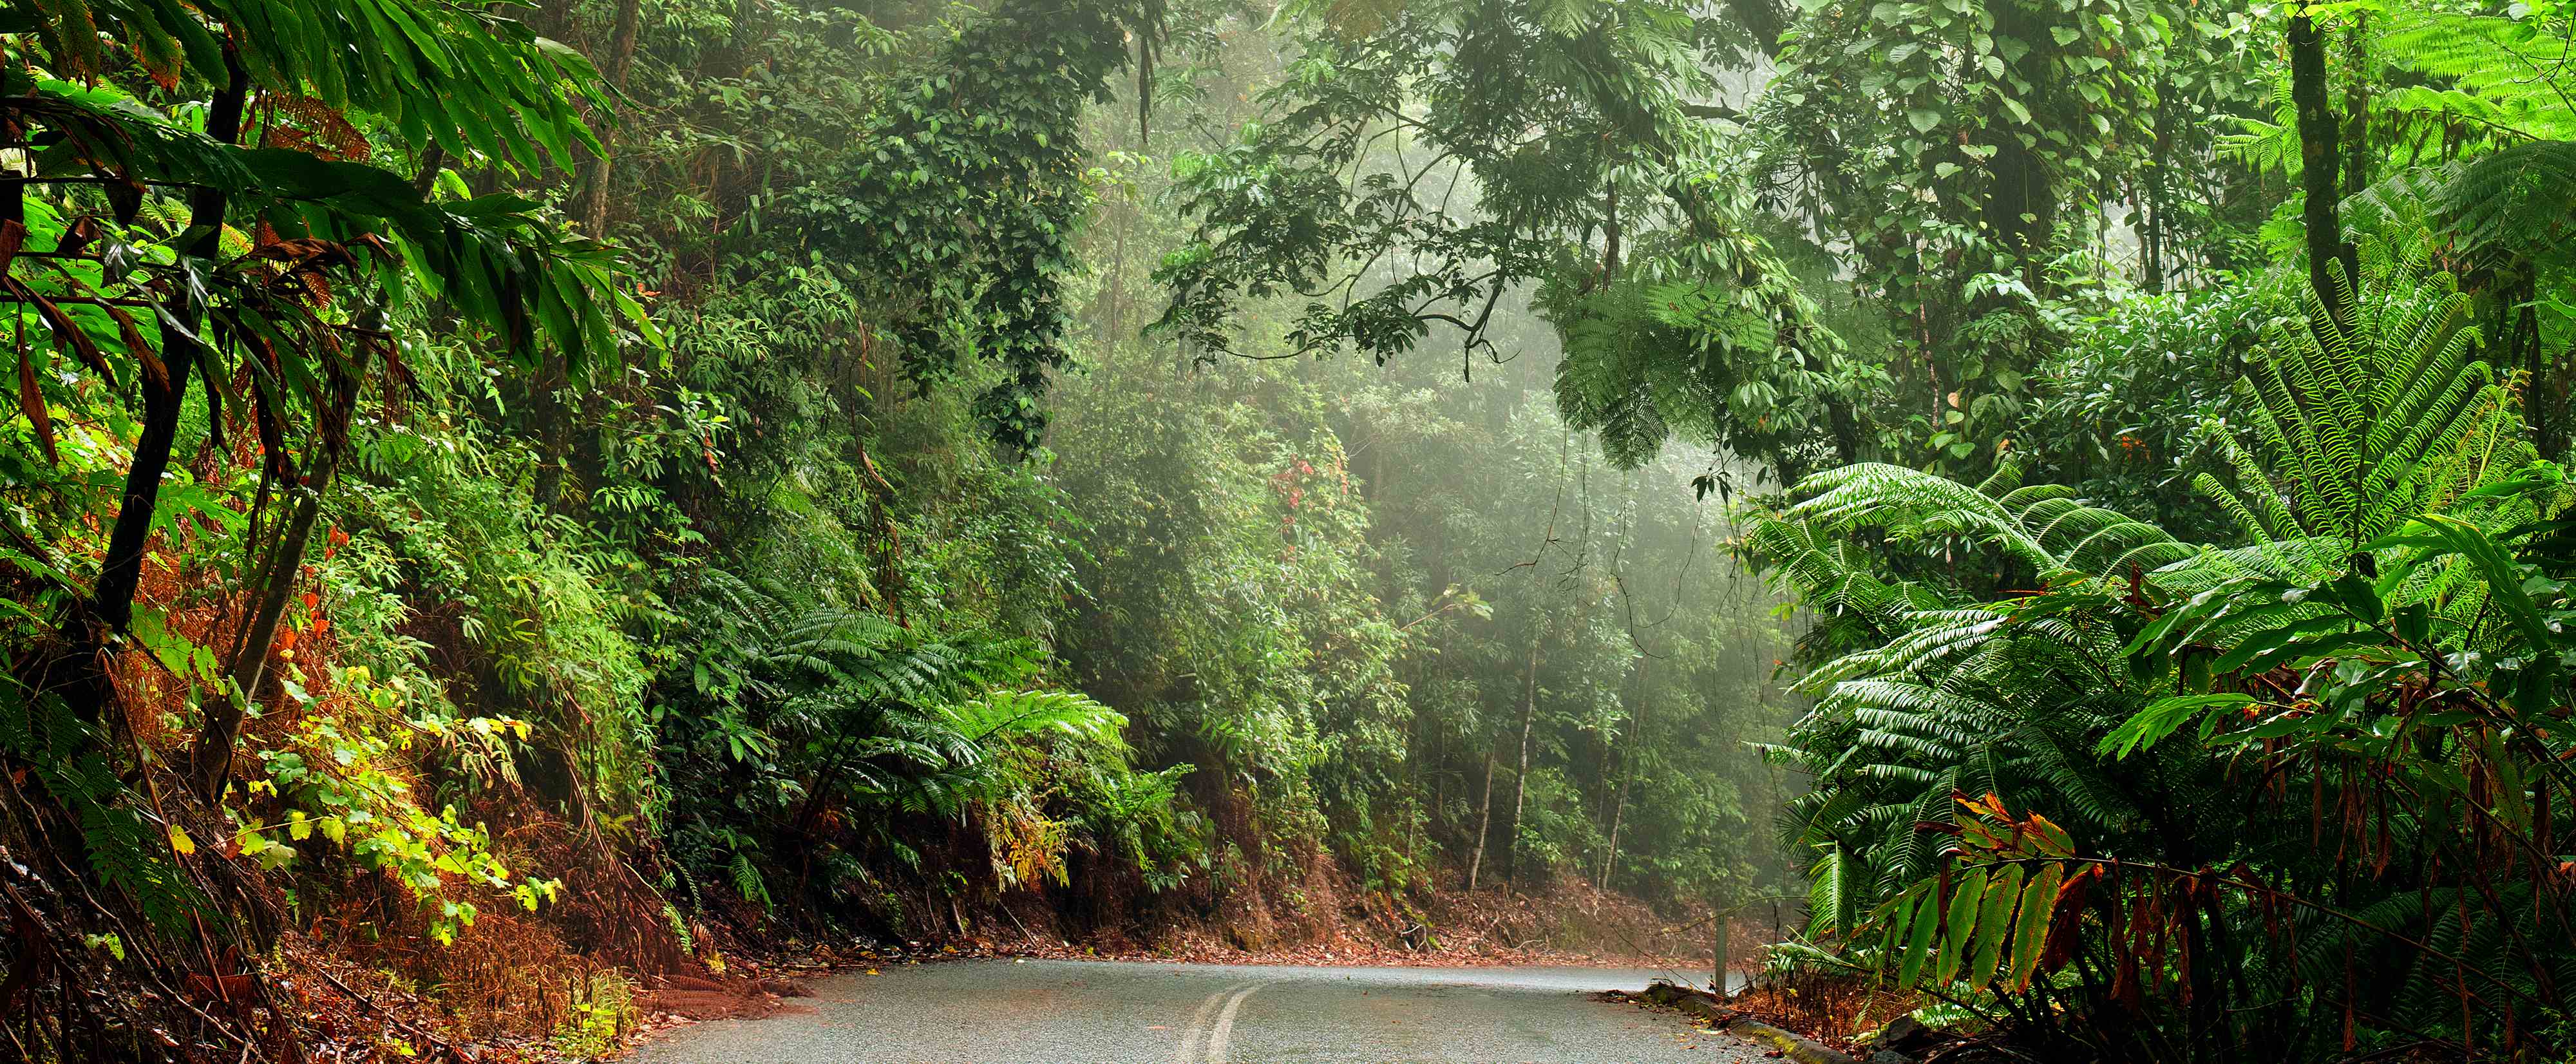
[{"x1": 630, "y1": 959, "x2": 1760, "y2": 1063}]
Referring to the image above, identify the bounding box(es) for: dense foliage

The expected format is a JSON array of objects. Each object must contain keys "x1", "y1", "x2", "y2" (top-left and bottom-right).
[
  {"x1": 13, "y1": 0, "x2": 2576, "y2": 1059},
  {"x1": 0, "y1": 0, "x2": 1793, "y2": 1059},
  {"x1": 1718, "y1": 3, "x2": 2576, "y2": 1062},
  {"x1": 1152, "y1": 0, "x2": 2576, "y2": 1058}
]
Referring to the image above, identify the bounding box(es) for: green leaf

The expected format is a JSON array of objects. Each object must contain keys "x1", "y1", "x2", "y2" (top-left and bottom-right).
[
  {"x1": 2010, "y1": 862, "x2": 2063, "y2": 989},
  {"x1": 2371, "y1": 515, "x2": 2553, "y2": 660},
  {"x1": 1966, "y1": 863, "x2": 2023, "y2": 987},
  {"x1": 1937, "y1": 867, "x2": 1987, "y2": 985},
  {"x1": 2099, "y1": 694, "x2": 2254, "y2": 759},
  {"x1": 1897, "y1": 887, "x2": 1941, "y2": 989}
]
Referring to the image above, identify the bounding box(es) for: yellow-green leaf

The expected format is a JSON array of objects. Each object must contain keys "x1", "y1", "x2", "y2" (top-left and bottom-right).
[
  {"x1": 1897, "y1": 888, "x2": 1941, "y2": 989},
  {"x1": 1879, "y1": 886, "x2": 1913, "y2": 962},
  {"x1": 2011, "y1": 862, "x2": 2065, "y2": 990},
  {"x1": 2029, "y1": 813, "x2": 2076, "y2": 857},
  {"x1": 1967, "y1": 863, "x2": 2023, "y2": 988},
  {"x1": 1937, "y1": 867, "x2": 1987, "y2": 985}
]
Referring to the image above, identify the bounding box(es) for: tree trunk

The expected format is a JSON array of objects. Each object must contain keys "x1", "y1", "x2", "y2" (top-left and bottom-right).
[
  {"x1": 527, "y1": 356, "x2": 571, "y2": 511},
  {"x1": 529, "y1": 0, "x2": 646, "y2": 512},
  {"x1": 2144, "y1": 79, "x2": 2172, "y2": 294},
  {"x1": 63, "y1": 52, "x2": 247, "y2": 731},
  {"x1": 2289, "y1": 8, "x2": 2357, "y2": 330},
  {"x1": 1598, "y1": 656, "x2": 1645, "y2": 893},
  {"x1": 1106, "y1": 204, "x2": 1128, "y2": 345},
  {"x1": 193, "y1": 455, "x2": 336, "y2": 796},
  {"x1": 2528, "y1": 300, "x2": 2566, "y2": 458},
  {"x1": 1598, "y1": 777, "x2": 1626, "y2": 895},
  {"x1": 574, "y1": 0, "x2": 646, "y2": 238},
  {"x1": 1601, "y1": 175, "x2": 1621, "y2": 285},
  {"x1": 1466, "y1": 747, "x2": 1497, "y2": 891},
  {"x1": 1712, "y1": 898, "x2": 1732, "y2": 992},
  {"x1": 192, "y1": 335, "x2": 370, "y2": 799},
  {"x1": 88, "y1": 54, "x2": 248, "y2": 642},
  {"x1": 1504, "y1": 617, "x2": 1542, "y2": 890},
  {"x1": 2341, "y1": 17, "x2": 2372, "y2": 202}
]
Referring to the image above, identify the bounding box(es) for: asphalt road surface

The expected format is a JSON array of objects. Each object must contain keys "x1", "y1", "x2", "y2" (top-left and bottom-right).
[{"x1": 630, "y1": 959, "x2": 1762, "y2": 1063}]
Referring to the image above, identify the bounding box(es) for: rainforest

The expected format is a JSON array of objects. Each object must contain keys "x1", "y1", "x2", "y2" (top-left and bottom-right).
[{"x1": 3, "y1": 0, "x2": 2574, "y2": 1061}]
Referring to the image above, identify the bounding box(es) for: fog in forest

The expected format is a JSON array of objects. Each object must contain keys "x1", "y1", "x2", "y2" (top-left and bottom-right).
[{"x1": 10, "y1": 0, "x2": 2576, "y2": 1059}]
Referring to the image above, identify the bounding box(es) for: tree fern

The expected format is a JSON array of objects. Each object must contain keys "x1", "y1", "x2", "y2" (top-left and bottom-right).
[
  {"x1": 1750, "y1": 243, "x2": 2576, "y2": 1054},
  {"x1": 2215, "y1": 240, "x2": 2499, "y2": 546},
  {"x1": 661, "y1": 562, "x2": 1189, "y2": 921},
  {"x1": 2380, "y1": 8, "x2": 2576, "y2": 143},
  {"x1": 1742, "y1": 517, "x2": 1906, "y2": 629},
  {"x1": 2427, "y1": 141, "x2": 2576, "y2": 269},
  {"x1": 936, "y1": 690, "x2": 1128, "y2": 748},
  {"x1": 1783, "y1": 463, "x2": 2054, "y2": 570}
]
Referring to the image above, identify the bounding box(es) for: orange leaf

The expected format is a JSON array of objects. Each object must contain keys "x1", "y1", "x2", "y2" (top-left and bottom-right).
[
  {"x1": 2040, "y1": 865, "x2": 2101, "y2": 974},
  {"x1": 15, "y1": 342, "x2": 54, "y2": 464}
]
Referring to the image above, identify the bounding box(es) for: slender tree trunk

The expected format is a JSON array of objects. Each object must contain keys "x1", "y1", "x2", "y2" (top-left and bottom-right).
[
  {"x1": 193, "y1": 455, "x2": 336, "y2": 793},
  {"x1": 1712, "y1": 896, "x2": 1732, "y2": 991},
  {"x1": 527, "y1": 357, "x2": 571, "y2": 511},
  {"x1": 411, "y1": 145, "x2": 448, "y2": 197},
  {"x1": 2289, "y1": 8, "x2": 2357, "y2": 330},
  {"x1": 2144, "y1": 79, "x2": 2172, "y2": 294},
  {"x1": 1504, "y1": 618, "x2": 1542, "y2": 890},
  {"x1": 1466, "y1": 747, "x2": 1497, "y2": 891},
  {"x1": 2527, "y1": 299, "x2": 2565, "y2": 457},
  {"x1": 1601, "y1": 175, "x2": 1620, "y2": 285},
  {"x1": 192, "y1": 336, "x2": 370, "y2": 798},
  {"x1": 1106, "y1": 205, "x2": 1128, "y2": 345},
  {"x1": 1598, "y1": 776, "x2": 1626, "y2": 894},
  {"x1": 575, "y1": 0, "x2": 646, "y2": 238},
  {"x1": 2341, "y1": 17, "x2": 2372, "y2": 202},
  {"x1": 1598, "y1": 656, "x2": 1646, "y2": 893},
  {"x1": 88, "y1": 55, "x2": 248, "y2": 642},
  {"x1": 529, "y1": 0, "x2": 644, "y2": 515},
  {"x1": 1981, "y1": 10, "x2": 2056, "y2": 275},
  {"x1": 59, "y1": 53, "x2": 247, "y2": 734}
]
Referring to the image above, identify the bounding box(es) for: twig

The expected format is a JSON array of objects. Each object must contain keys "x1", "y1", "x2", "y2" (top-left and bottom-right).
[{"x1": 312, "y1": 965, "x2": 469, "y2": 1063}]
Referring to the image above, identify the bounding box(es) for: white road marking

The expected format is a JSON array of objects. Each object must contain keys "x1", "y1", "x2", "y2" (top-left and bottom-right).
[
  {"x1": 1204, "y1": 982, "x2": 1267, "y2": 1063},
  {"x1": 1175, "y1": 982, "x2": 1249, "y2": 1063}
]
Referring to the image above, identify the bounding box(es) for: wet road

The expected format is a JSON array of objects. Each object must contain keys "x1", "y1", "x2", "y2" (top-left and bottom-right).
[{"x1": 631, "y1": 959, "x2": 1759, "y2": 1063}]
